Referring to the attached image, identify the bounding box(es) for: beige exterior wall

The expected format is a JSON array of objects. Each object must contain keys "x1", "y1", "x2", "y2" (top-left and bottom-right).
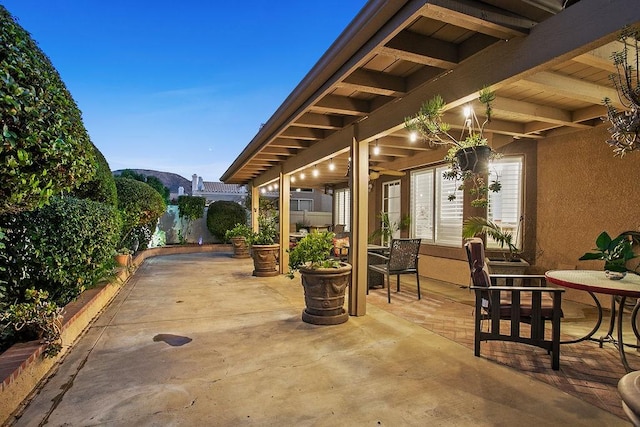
[{"x1": 535, "y1": 124, "x2": 640, "y2": 303}]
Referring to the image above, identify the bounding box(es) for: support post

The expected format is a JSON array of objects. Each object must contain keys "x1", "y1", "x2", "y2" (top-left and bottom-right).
[
  {"x1": 250, "y1": 182, "x2": 259, "y2": 232},
  {"x1": 348, "y1": 124, "x2": 368, "y2": 316},
  {"x1": 279, "y1": 172, "x2": 290, "y2": 274}
]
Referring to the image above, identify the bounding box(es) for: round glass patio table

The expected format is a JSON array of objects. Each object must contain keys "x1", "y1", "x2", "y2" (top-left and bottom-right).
[{"x1": 545, "y1": 269, "x2": 640, "y2": 372}]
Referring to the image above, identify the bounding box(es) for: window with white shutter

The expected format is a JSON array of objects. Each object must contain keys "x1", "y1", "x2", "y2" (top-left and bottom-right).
[
  {"x1": 487, "y1": 157, "x2": 523, "y2": 249},
  {"x1": 333, "y1": 188, "x2": 350, "y2": 232},
  {"x1": 410, "y1": 166, "x2": 463, "y2": 247}
]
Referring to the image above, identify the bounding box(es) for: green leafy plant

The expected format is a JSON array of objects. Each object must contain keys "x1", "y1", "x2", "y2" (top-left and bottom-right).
[
  {"x1": 250, "y1": 214, "x2": 278, "y2": 245},
  {"x1": 115, "y1": 177, "x2": 166, "y2": 248},
  {"x1": 206, "y1": 200, "x2": 247, "y2": 241},
  {"x1": 369, "y1": 211, "x2": 411, "y2": 246},
  {"x1": 177, "y1": 195, "x2": 205, "y2": 242},
  {"x1": 225, "y1": 223, "x2": 253, "y2": 242},
  {"x1": 0, "y1": 196, "x2": 121, "y2": 306},
  {"x1": 405, "y1": 87, "x2": 501, "y2": 207},
  {"x1": 287, "y1": 231, "x2": 340, "y2": 279},
  {"x1": 0, "y1": 288, "x2": 63, "y2": 357},
  {"x1": 0, "y1": 6, "x2": 96, "y2": 215},
  {"x1": 579, "y1": 231, "x2": 637, "y2": 273},
  {"x1": 462, "y1": 216, "x2": 521, "y2": 261}
]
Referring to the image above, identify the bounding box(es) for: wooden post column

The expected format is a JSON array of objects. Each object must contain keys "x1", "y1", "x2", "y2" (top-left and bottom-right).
[
  {"x1": 348, "y1": 124, "x2": 368, "y2": 316},
  {"x1": 250, "y1": 182, "x2": 259, "y2": 233},
  {"x1": 278, "y1": 172, "x2": 290, "y2": 274}
]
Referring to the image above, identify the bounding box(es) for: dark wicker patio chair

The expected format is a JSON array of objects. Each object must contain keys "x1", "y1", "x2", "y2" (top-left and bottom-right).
[
  {"x1": 368, "y1": 238, "x2": 421, "y2": 303},
  {"x1": 465, "y1": 238, "x2": 564, "y2": 370}
]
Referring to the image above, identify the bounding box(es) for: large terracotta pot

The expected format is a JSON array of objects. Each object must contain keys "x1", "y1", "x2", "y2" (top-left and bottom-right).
[
  {"x1": 251, "y1": 244, "x2": 280, "y2": 277},
  {"x1": 230, "y1": 237, "x2": 250, "y2": 258},
  {"x1": 299, "y1": 262, "x2": 352, "y2": 325}
]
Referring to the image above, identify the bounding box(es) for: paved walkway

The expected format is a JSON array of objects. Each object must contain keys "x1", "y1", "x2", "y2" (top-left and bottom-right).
[{"x1": 10, "y1": 253, "x2": 629, "y2": 426}]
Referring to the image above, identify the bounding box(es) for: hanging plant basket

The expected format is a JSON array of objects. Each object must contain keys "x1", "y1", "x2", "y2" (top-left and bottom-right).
[{"x1": 455, "y1": 145, "x2": 491, "y2": 173}]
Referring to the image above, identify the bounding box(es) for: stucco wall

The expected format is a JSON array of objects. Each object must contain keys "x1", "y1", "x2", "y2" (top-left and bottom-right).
[{"x1": 536, "y1": 125, "x2": 640, "y2": 302}]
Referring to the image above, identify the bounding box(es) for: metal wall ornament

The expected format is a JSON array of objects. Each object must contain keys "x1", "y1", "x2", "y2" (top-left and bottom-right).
[{"x1": 604, "y1": 26, "x2": 640, "y2": 156}]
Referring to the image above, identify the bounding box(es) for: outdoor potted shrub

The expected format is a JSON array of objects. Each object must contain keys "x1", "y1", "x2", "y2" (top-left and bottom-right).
[
  {"x1": 405, "y1": 87, "x2": 501, "y2": 208},
  {"x1": 249, "y1": 214, "x2": 280, "y2": 277},
  {"x1": 225, "y1": 223, "x2": 252, "y2": 259},
  {"x1": 579, "y1": 231, "x2": 638, "y2": 279},
  {"x1": 462, "y1": 216, "x2": 529, "y2": 277},
  {"x1": 114, "y1": 247, "x2": 133, "y2": 267},
  {"x1": 369, "y1": 211, "x2": 411, "y2": 247},
  {"x1": 287, "y1": 231, "x2": 352, "y2": 325}
]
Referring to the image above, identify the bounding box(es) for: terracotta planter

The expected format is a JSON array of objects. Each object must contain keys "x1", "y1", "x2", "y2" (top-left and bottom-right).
[
  {"x1": 251, "y1": 244, "x2": 280, "y2": 277},
  {"x1": 114, "y1": 254, "x2": 131, "y2": 267},
  {"x1": 230, "y1": 237, "x2": 250, "y2": 258},
  {"x1": 299, "y1": 262, "x2": 352, "y2": 325},
  {"x1": 455, "y1": 145, "x2": 491, "y2": 173}
]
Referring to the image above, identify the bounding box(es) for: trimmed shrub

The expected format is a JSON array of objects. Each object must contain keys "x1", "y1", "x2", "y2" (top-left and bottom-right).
[
  {"x1": 0, "y1": 196, "x2": 121, "y2": 306},
  {"x1": 207, "y1": 201, "x2": 247, "y2": 241},
  {"x1": 72, "y1": 145, "x2": 117, "y2": 207},
  {"x1": 0, "y1": 6, "x2": 96, "y2": 214},
  {"x1": 115, "y1": 178, "x2": 166, "y2": 247}
]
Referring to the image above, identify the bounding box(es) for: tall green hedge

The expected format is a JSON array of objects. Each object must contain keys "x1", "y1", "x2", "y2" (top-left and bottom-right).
[
  {"x1": 0, "y1": 196, "x2": 121, "y2": 306},
  {"x1": 206, "y1": 201, "x2": 247, "y2": 241},
  {"x1": 0, "y1": 6, "x2": 96, "y2": 214},
  {"x1": 115, "y1": 178, "x2": 166, "y2": 247},
  {"x1": 72, "y1": 145, "x2": 117, "y2": 207}
]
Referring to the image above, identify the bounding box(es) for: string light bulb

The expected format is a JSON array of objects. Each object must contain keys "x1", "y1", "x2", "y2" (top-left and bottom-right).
[
  {"x1": 373, "y1": 140, "x2": 380, "y2": 155},
  {"x1": 312, "y1": 166, "x2": 319, "y2": 177},
  {"x1": 409, "y1": 131, "x2": 418, "y2": 143},
  {"x1": 329, "y1": 158, "x2": 335, "y2": 171}
]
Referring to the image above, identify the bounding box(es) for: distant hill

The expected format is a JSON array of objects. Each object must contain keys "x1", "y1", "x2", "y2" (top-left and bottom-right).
[{"x1": 112, "y1": 169, "x2": 191, "y2": 194}]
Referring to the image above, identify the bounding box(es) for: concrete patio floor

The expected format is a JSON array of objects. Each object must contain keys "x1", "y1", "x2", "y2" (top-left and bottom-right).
[{"x1": 9, "y1": 252, "x2": 630, "y2": 426}]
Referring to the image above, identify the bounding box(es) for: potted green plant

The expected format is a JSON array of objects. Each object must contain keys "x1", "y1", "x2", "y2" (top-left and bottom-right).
[
  {"x1": 287, "y1": 231, "x2": 352, "y2": 325},
  {"x1": 579, "y1": 231, "x2": 638, "y2": 279},
  {"x1": 405, "y1": 87, "x2": 501, "y2": 207},
  {"x1": 462, "y1": 216, "x2": 529, "y2": 276},
  {"x1": 225, "y1": 223, "x2": 253, "y2": 259},
  {"x1": 114, "y1": 247, "x2": 133, "y2": 267},
  {"x1": 369, "y1": 211, "x2": 411, "y2": 246},
  {"x1": 249, "y1": 214, "x2": 280, "y2": 277}
]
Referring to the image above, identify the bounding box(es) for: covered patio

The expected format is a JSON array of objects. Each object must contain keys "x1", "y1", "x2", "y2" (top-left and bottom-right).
[
  {"x1": 220, "y1": 0, "x2": 640, "y2": 317},
  {"x1": 10, "y1": 253, "x2": 631, "y2": 425}
]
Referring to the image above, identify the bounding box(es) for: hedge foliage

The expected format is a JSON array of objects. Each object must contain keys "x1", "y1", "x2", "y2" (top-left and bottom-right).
[
  {"x1": 115, "y1": 178, "x2": 166, "y2": 247},
  {"x1": 0, "y1": 6, "x2": 96, "y2": 214},
  {"x1": 118, "y1": 169, "x2": 169, "y2": 205},
  {"x1": 206, "y1": 201, "x2": 247, "y2": 241},
  {"x1": 72, "y1": 145, "x2": 117, "y2": 207},
  {"x1": 0, "y1": 196, "x2": 121, "y2": 306}
]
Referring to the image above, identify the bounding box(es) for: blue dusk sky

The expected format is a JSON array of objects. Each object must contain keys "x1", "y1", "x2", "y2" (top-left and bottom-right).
[{"x1": 2, "y1": 1, "x2": 367, "y2": 181}]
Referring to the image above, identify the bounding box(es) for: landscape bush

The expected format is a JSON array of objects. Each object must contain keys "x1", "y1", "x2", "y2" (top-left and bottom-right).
[
  {"x1": 72, "y1": 145, "x2": 117, "y2": 207},
  {"x1": 206, "y1": 201, "x2": 247, "y2": 241},
  {"x1": 115, "y1": 178, "x2": 166, "y2": 249},
  {"x1": 0, "y1": 196, "x2": 121, "y2": 308},
  {"x1": 117, "y1": 169, "x2": 170, "y2": 205},
  {"x1": 0, "y1": 6, "x2": 96, "y2": 215}
]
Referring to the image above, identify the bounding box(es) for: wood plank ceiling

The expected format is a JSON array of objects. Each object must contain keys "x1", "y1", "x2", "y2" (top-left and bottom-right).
[{"x1": 220, "y1": 0, "x2": 633, "y2": 190}]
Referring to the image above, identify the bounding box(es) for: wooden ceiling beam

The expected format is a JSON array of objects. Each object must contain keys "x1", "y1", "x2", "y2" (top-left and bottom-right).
[
  {"x1": 261, "y1": 146, "x2": 297, "y2": 156},
  {"x1": 420, "y1": 1, "x2": 534, "y2": 39},
  {"x1": 269, "y1": 138, "x2": 311, "y2": 149},
  {"x1": 379, "y1": 31, "x2": 458, "y2": 68},
  {"x1": 338, "y1": 68, "x2": 407, "y2": 96},
  {"x1": 491, "y1": 97, "x2": 592, "y2": 129},
  {"x1": 518, "y1": 71, "x2": 620, "y2": 107},
  {"x1": 290, "y1": 113, "x2": 344, "y2": 130},
  {"x1": 311, "y1": 95, "x2": 370, "y2": 116},
  {"x1": 279, "y1": 127, "x2": 325, "y2": 140}
]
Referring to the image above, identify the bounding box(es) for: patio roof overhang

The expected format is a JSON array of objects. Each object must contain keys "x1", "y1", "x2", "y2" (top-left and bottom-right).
[{"x1": 220, "y1": 0, "x2": 640, "y2": 189}]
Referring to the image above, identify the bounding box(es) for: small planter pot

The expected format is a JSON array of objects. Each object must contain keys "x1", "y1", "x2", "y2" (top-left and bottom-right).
[
  {"x1": 114, "y1": 254, "x2": 131, "y2": 267},
  {"x1": 251, "y1": 244, "x2": 280, "y2": 277},
  {"x1": 299, "y1": 263, "x2": 352, "y2": 325},
  {"x1": 455, "y1": 145, "x2": 492, "y2": 173},
  {"x1": 230, "y1": 237, "x2": 251, "y2": 258}
]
